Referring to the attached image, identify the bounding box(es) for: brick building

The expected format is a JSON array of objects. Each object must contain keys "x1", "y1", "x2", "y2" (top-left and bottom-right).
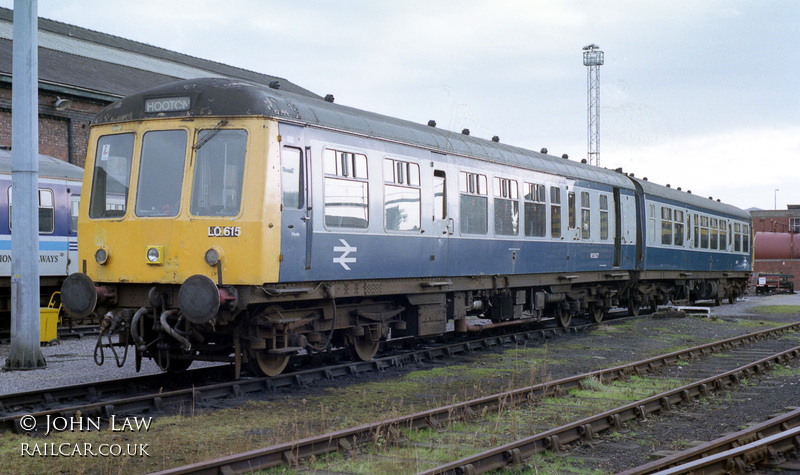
[
  {"x1": 750, "y1": 206, "x2": 800, "y2": 282},
  {"x1": 0, "y1": 7, "x2": 318, "y2": 167}
]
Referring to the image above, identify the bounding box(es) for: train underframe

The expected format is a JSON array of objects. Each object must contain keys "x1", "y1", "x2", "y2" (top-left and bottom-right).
[{"x1": 88, "y1": 271, "x2": 749, "y2": 378}]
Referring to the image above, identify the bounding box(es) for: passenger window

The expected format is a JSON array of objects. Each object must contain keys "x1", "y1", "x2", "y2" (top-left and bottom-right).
[
  {"x1": 648, "y1": 204, "x2": 656, "y2": 244},
  {"x1": 323, "y1": 149, "x2": 369, "y2": 229},
  {"x1": 568, "y1": 192, "x2": 576, "y2": 229},
  {"x1": 674, "y1": 210, "x2": 684, "y2": 246},
  {"x1": 743, "y1": 225, "x2": 750, "y2": 252},
  {"x1": 8, "y1": 188, "x2": 55, "y2": 233},
  {"x1": 384, "y1": 158, "x2": 420, "y2": 231},
  {"x1": 550, "y1": 187, "x2": 561, "y2": 238},
  {"x1": 580, "y1": 191, "x2": 591, "y2": 240},
  {"x1": 190, "y1": 129, "x2": 247, "y2": 217},
  {"x1": 734, "y1": 223, "x2": 742, "y2": 252},
  {"x1": 599, "y1": 194, "x2": 609, "y2": 240},
  {"x1": 494, "y1": 177, "x2": 519, "y2": 236},
  {"x1": 694, "y1": 214, "x2": 700, "y2": 246},
  {"x1": 136, "y1": 130, "x2": 187, "y2": 217},
  {"x1": 523, "y1": 183, "x2": 545, "y2": 237},
  {"x1": 281, "y1": 147, "x2": 303, "y2": 209},
  {"x1": 701, "y1": 216, "x2": 709, "y2": 249},
  {"x1": 459, "y1": 171, "x2": 488, "y2": 235},
  {"x1": 89, "y1": 133, "x2": 134, "y2": 218},
  {"x1": 70, "y1": 195, "x2": 80, "y2": 233},
  {"x1": 710, "y1": 218, "x2": 718, "y2": 249},
  {"x1": 433, "y1": 170, "x2": 446, "y2": 220},
  {"x1": 719, "y1": 220, "x2": 727, "y2": 250},
  {"x1": 661, "y1": 207, "x2": 672, "y2": 245}
]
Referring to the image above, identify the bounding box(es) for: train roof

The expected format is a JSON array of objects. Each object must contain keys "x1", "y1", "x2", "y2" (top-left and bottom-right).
[
  {"x1": 95, "y1": 78, "x2": 635, "y2": 190},
  {"x1": 0, "y1": 149, "x2": 84, "y2": 181},
  {"x1": 630, "y1": 176, "x2": 750, "y2": 220}
]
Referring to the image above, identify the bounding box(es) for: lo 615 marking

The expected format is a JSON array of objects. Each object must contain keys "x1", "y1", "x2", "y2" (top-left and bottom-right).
[{"x1": 207, "y1": 226, "x2": 241, "y2": 238}]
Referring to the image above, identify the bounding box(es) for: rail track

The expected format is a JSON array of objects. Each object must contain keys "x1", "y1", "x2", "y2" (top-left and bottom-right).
[
  {"x1": 1, "y1": 314, "x2": 613, "y2": 434},
  {"x1": 147, "y1": 321, "x2": 800, "y2": 475}
]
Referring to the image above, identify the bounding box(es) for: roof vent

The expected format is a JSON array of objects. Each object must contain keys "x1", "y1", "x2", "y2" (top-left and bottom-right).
[
  {"x1": 492, "y1": 136, "x2": 499, "y2": 142},
  {"x1": 581, "y1": 159, "x2": 587, "y2": 164},
  {"x1": 717, "y1": 199, "x2": 721, "y2": 202},
  {"x1": 630, "y1": 173, "x2": 635, "y2": 177},
  {"x1": 708, "y1": 196, "x2": 713, "y2": 200},
  {"x1": 677, "y1": 187, "x2": 682, "y2": 191},
  {"x1": 540, "y1": 148, "x2": 548, "y2": 154},
  {"x1": 643, "y1": 177, "x2": 648, "y2": 181},
  {"x1": 666, "y1": 184, "x2": 671, "y2": 188},
  {"x1": 562, "y1": 154, "x2": 569, "y2": 159},
  {"x1": 615, "y1": 167, "x2": 623, "y2": 173},
  {"x1": 324, "y1": 94, "x2": 335, "y2": 103},
  {"x1": 687, "y1": 190, "x2": 692, "y2": 194},
  {"x1": 428, "y1": 120, "x2": 436, "y2": 127},
  {"x1": 462, "y1": 129, "x2": 470, "y2": 135},
  {"x1": 269, "y1": 80, "x2": 281, "y2": 90}
]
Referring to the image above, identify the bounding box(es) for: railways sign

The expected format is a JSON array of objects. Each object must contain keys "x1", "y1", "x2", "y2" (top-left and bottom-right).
[{"x1": 144, "y1": 96, "x2": 191, "y2": 113}]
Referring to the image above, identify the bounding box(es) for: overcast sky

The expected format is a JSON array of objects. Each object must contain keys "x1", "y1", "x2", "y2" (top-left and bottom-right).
[{"x1": 3, "y1": 0, "x2": 798, "y2": 210}]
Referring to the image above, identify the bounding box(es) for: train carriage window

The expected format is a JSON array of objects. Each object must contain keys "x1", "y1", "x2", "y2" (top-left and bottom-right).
[
  {"x1": 384, "y1": 158, "x2": 421, "y2": 231},
  {"x1": 648, "y1": 204, "x2": 656, "y2": 244},
  {"x1": 550, "y1": 187, "x2": 561, "y2": 238},
  {"x1": 568, "y1": 192, "x2": 576, "y2": 229},
  {"x1": 8, "y1": 188, "x2": 54, "y2": 233},
  {"x1": 190, "y1": 129, "x2": 247, "y2": 217},
  {"x1": 459, "y1": 171, "x2": 488, "y2": 235},
  {"x1": 494, "y1": 177, "x2": 519, "y2": 236},
  {"x1": 694, "y1": 214, "x2": 699, "y2": 247},
  {"x1": 136, "y1": 130, "x2": 187, "y2": 218},
  {"x1": 434, "y1": 170, "x2": 446, "y2": 220},
  {"x1": 661, "y1": 207, "x2": 672, "y2": 245},
  {"x1": 580, "y1": 191, "x2": 591, "y2": 240},
  {"x1": 700, "y1": 216, "x2": 709, "y2": 249},
  {"x1": 674, "y1": 210, "x2": 684, "y2": 246},
  {"x1": 743, "y1": 225, "x2": 750, "y2": 252},
  {"x1": 89, "y1": 133, "x2": 134, "y2": 218},
  {"x1": 281, "y1": 147, "x2": 303, "y2": 209},
  {"x1": 734, "y1": 223, "x2": 742, "y2": 252},
  {"x1": 523, "y1": 182, "x2": 545, "y2": 237},
  {"x1": 599, "y1": 194, "x2": 609, "y2": 240},
  {"x1": 70, "y1": 195, "x2": 80, "y2": 233},
  {"x1": 710, "y1": 218, "x2": 719, "y2": 249},
  {"x1": 687, "y1": 214, "x2": 691, "y2": 244},
  {"x1": 324, "y1": 149, "x2": 369, "y2": 229},
  {"x1": 719, "y1": 220, "x2": 727, "y2": 250}
]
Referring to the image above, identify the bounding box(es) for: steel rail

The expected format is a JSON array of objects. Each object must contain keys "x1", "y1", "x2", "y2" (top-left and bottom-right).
[
  {"x1": 146, "y1": 321, "x2": 800, "y2": 475},
  {"x1": 619, "y1": 406, "x2": 800, "y2": 474},
  {"x1": 0, "y1": 323, "x2": 582, "y2": 433},
  {"x1": 419, "y1": 344, "x2": 800, "y2": 475}
]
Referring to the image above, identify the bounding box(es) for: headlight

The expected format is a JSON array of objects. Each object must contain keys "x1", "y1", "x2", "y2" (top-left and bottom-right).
[
  {"x1": 145, "y1": 245, "x2": 164, "y2": 265},
  {"x1": 204, "y1": 247, "x2": 221, "y2": 266},
  {"x1": 95, "y1": 247, "x2": 109, "y2": 265}
]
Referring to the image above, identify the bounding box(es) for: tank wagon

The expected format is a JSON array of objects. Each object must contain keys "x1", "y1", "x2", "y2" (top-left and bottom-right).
[
  {"x1": 0, "y1": 149, "x2": 82, "y2": 331},
  {"x1": 61, "y1": 78, "x2": 750, "y2": 376}
]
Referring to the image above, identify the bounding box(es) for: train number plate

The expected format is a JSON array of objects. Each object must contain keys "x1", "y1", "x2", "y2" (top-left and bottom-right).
[{"x1": 208, "y1": 226, "x2": 241, "y2": 237}]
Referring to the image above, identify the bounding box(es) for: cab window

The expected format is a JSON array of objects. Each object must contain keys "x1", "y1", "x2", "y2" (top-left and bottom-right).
[
  {"x1": 136, "y1": 130, "x2": 187, "y2": 217},
  {"x1": 89, "y1": 133, "x2": 134, "y2": 218},
  {"x1": 190, "y1": 129, "x2": 248, "y2": 217}
]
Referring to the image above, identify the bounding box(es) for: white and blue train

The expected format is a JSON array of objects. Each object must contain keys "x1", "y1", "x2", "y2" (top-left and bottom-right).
[
  {"x1": 0, "y1": 149, "x2": 83, "y2": 331},
  {"x1": 61, "y1": 78, "x2": 750, "y2": 376}
]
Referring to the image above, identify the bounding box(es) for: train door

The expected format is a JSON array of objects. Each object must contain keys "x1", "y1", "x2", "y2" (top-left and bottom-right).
[
  {"x1": 278, "y1": 125, "x2": 312, "y2": 282},
  {"x1": 431, "y1": 154, "x2": 453, "y2": 275},
  {"x1": 613, "y1": 187, "x2": 621, "y2": 267}
]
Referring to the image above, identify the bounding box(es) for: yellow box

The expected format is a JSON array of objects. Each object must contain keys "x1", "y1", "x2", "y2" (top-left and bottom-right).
[{"x1": 39, "y1": 307, "x2": 59, "y2": 343}]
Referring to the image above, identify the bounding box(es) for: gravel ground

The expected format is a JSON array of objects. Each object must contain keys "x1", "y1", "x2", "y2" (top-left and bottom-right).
[{"x1": 0, "y1": 292, "x2": 796, "y2": 396}]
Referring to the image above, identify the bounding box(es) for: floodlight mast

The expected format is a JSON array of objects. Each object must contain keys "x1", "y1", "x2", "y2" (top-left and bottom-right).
[{"x1": 583, "y1": 44, "x2": 603, "y2": 167}]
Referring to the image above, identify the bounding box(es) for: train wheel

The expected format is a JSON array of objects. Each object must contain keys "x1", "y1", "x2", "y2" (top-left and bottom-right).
[
  {"x1": 250, "y1": 350, "x2": 290, "y2": 377},
  {"x1": 555, "y1": 306, "x2": 572, "y2": 328},
  {"x1": 589, "y1": 305, "x2": 604, "y2": 324},
  {"x1": 728, "y1": 292, "x2": 738, "y2": 304},
  {"x1": 349, "y1": 334, "x2": 380, "y2": 361},
  {"x1": 628, "y1": 302, "x2": 641, "y2": 317},
  {"x1": 166, "y1": 356, "x2": 193, "y2": 373}
]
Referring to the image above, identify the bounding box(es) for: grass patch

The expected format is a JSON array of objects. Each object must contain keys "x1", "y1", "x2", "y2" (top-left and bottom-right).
[{"x1": 748, "y1": 305, "x2": 800, "y2": 314}]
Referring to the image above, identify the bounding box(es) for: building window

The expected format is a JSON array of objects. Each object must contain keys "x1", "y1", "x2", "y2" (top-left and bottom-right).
[
  {"x1": 384, "y1": 158, "x2": 420, "y2": 231},
  {"x1": 524, "y1": 182, "x2": 545, "y2": 237},
  {"x1": 580, "y1": 191, "x2": 591, "y2": 240},
  {"x1": 550, "y1": 187, "x2": 561, "y2": 238},
  {"x1": 324, "y1": 149, "x2": 369, "y2": 229},
  {"x1": 459, "y1": 171, "x2": 488, "y2": 235},
  {"x1": 791, "y1": 218, "x2": 800, "y2": 233}
]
